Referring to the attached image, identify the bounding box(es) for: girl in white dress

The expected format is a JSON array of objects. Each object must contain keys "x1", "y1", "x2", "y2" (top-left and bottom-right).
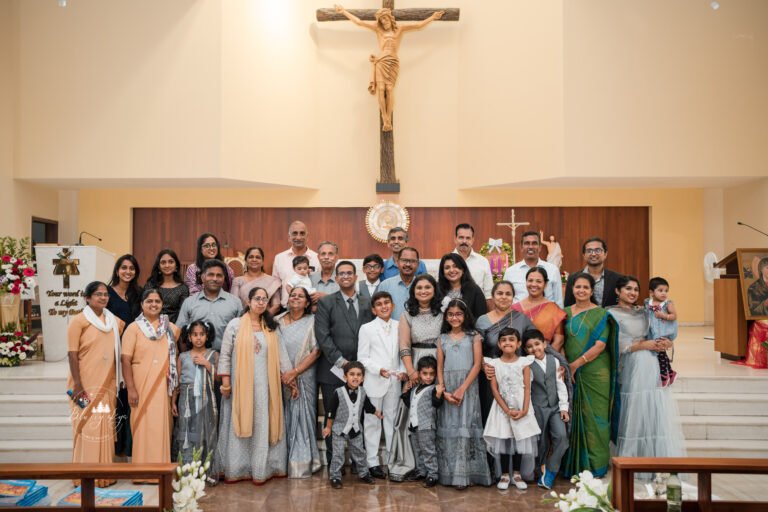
[{"x1": 483, "y1": 327, "x2": 541, "y2": 491}]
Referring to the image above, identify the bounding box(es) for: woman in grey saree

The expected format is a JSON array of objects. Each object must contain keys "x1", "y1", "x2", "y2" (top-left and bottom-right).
[{"x1": 278, "y1": 287, "x2": 322, "y2": 478}]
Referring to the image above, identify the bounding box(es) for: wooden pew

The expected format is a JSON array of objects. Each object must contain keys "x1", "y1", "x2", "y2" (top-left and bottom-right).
[
  {"x1": 0, "y1": 463, "x2": 176, "y2": 512},
  {"x1": 611, "y1": 457, "x2": 768, "y2": 512}
]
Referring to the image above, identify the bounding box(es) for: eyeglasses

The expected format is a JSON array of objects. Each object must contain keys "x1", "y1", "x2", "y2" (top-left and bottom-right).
[
  {"x1": 363, "y1": 264, "x2": 382, "y2": 271},
  {"x1": 202, "y1": 243, "x2": 218, "y2": 250},
  {"x1": 290, "y1": 231, "x2": 307, "y2": 236},
  {"x1": 91, "y1": 292, "x2": 109, "y2": 297},
  {"x1": 251, "y1": 297, "x2": 269, "y2": 303},
  {"x1": 336, "y1": 271, "x2": 355, "y2": 278},
  {"x1": 447, "y1": 312, "x2": 465, "y2": 318},
  {"x1": 585, "y1": 248, "x2": 604, "y2": 255},
  {"x1": 399, "y1": 258, "x2": 418, "y2": 265}
]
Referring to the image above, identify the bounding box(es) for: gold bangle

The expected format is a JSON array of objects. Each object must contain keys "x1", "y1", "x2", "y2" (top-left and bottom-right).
[
  {"x1": 581, "y1": 355, "x2": 589, "y2": 364},
  {"x1": 220, "y1": 385, "x2": 231, "y2": 391}
]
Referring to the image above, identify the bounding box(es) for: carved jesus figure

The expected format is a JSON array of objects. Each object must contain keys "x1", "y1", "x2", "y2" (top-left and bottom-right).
[{"x1": 335, "y1": 4, "x2": 444, "y2": 131}]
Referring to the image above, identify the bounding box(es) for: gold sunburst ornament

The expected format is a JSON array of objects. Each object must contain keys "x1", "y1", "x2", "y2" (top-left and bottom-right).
[{"x1": 365, "y1": 201, "x2": 410, "y2": 244}]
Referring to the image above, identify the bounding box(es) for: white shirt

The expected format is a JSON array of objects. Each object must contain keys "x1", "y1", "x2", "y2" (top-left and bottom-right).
[
  {"x1": 272, "y1": 247, "x2": 320, "y2": 307},
  {"x1": 502, "y1": 258, "x2": 563, "y2": 308},
  {"x1": 453, "y1": 248, "x2": 494, "y2": 299},
  {"x1": 533, "y1": 356, "x2": 569, "y2": 412}
]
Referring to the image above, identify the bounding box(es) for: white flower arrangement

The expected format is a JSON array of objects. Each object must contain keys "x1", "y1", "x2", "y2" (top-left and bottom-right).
[
  {"x1": 170, "y1": 447, "x2": 212, "y2": 512},
  {"x1": 543, "y1": 470, "x2": 616, "y2": 512}
]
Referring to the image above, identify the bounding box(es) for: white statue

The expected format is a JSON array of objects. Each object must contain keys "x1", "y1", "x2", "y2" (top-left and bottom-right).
[{"x1": 540, "y1": 231, "x2": 563, "y2": 269}]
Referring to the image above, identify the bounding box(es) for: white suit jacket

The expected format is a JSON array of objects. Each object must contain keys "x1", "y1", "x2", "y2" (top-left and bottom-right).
[{"x1": 358, "y1": 317, "x2": 403, "y2": 398}]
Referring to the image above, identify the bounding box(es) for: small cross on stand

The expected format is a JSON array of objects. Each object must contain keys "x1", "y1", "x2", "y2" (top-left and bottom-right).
[
  {"x1": 52, "y1": 247, "x2": 80, "y2": 289},
  {"x1": 317, "y1": 1, "x2": 460, "y2": 194},
  {"x1": 497, "y1": 209, "x2": 530, "y2": 264}
]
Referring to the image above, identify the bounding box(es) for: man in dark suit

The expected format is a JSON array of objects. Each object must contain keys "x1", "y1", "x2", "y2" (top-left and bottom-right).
[
  {"x1": 564, "y1": 237, "x2": 622, "y2": 308},
  {"x1": 315, "y1": 260, "x2": 375, "y2": 464}
]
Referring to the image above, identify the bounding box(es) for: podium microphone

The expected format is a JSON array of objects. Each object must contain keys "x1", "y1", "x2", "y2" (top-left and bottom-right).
[
  {"x1": 736, "y1": 221, "x2": 768, "y2": 238},
  {"x1": 77, "y1": 231, "x2": 103, "y2": 245}
]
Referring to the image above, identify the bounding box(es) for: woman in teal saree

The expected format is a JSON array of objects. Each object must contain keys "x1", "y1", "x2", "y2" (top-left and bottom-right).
[{"x1": 562, "y1": 273, "x2": 620, "y2": 478}]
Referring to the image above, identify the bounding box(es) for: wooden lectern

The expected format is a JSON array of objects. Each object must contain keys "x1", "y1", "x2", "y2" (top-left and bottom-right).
[{"x1": 713, "y1": 251, "x2": 748, "y2": 359}]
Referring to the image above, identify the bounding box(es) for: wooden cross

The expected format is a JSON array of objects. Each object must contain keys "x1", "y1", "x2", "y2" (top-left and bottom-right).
[
  {"x1": 317, "y1": 1, "x2": 460, "y2": 194},
  {"x1": 52, "y1": 248, "x2": 80, "y2": 289},
  {"x1": 496, "y1": 209, "x2": 530, "y2": 263}
]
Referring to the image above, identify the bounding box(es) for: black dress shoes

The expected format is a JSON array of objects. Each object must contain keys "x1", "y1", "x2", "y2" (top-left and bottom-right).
[
  {"x1": 369, "y1": 466, "x2": 387, "y2": 479},
  {"x1": 360, "y1": 475, "x2": 375, "y2": 485},
  {"x1": 331, "y1": 479, "x2": 342, "y2": 489},
  {"x1": 423, "y1": 476, "x2": 438, "y2": 488}
]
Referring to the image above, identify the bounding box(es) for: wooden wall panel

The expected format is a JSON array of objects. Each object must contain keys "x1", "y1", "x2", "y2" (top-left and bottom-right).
[{"x1": 132, "y1": 207, "x2": 650, "y2": 293}]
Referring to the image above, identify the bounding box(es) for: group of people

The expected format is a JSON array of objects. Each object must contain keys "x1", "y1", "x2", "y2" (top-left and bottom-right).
[{"x1": 65, "y1": 221, "x2": 685, "y2": 493}]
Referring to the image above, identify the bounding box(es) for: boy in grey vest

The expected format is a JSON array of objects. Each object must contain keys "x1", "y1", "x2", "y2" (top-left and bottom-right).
[
  {"x1": 523, "y1": 330, "x2": 570, "y2": 490},
  {"x1": 400, "y1": 355, "x2": 444, "y2": 488},
  {"x1": 322, "y1": 361, "x2": 383, "y2": 489}
]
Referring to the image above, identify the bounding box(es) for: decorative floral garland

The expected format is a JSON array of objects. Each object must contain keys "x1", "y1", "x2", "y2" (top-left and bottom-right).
[{"x1": 478, "y1": 239, "x2": 514, "y2": 282}]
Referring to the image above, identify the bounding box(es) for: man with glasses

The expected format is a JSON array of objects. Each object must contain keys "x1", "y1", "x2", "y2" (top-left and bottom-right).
[
  {"x1": 502, "y1": 231, "x2": 564, "y2": 307},
  {"x1": 273, "y1": 220, "x2": 321, "y2": 308},
  {"x1": 378, "y1": 246, "x2": 421, "y2": 319},
  {"x1": 563, "y1": 237, "x2": 621, "y2": 307},
  {"x1": 315, "y1": 261, "x2": 374, "y2": 466},
  {"x1": 381, "y1": 227, "x2": 427, "y2": 280},
  {"x1": 358, "y1": 253, "x2": 385, "y2": 301}
]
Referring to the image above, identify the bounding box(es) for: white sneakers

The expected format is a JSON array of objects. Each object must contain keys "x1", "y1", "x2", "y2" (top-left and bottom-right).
[
  {"x1": 512, "y1": 474, "x2": 528, "y2": 490},
  {"x1": 497, "y1": 473, "x2": 528, "y2": 490}
]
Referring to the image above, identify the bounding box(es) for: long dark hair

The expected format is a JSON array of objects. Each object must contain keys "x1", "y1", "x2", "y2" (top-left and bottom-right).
[
  {"x1": 405, "y1": 274, "x2": 443, "y2": 317},
  {"x1": 246, "y1": 287, "x2": 278, "y2": 331},
  {"x1": 440, "y1": 298, "x2": 476, "y2": 334},
  {"x1": 108, "y1": 254, "x2": 142, "y2": 310},
  {"x1": 437, "y1": 253, "x2": 476, "y2": 295},
  {"x1": 146, "y1": 249, "x2": 183, "y2": 288},
  {"x1": 194, "y1": 233, "x2": 231, "y2": 289}
]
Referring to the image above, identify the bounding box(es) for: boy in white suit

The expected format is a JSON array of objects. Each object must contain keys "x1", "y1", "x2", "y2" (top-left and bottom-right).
[{"x1": 358, "y1": 291, "x2": 405, "y2": 479}]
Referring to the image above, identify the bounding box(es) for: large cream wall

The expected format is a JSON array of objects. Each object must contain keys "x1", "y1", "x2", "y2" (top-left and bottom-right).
[
  {"x1": 723, "y1": 178, "x2": 768, "y2": 251},
  {"x1": 16, "y1": 0, "x2": 222, "y2": 183},
  {"x1": 0, "y1": 0, "x2": 57, "y2": 239},
  {"x1": 564, "y1": 0, "x2": 768, "y2": 181},
  {"x1": 78, "y1": 187, "x2": 705, "y2": 322}
]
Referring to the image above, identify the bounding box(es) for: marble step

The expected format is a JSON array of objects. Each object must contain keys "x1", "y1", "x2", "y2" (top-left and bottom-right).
[
  {"x1": 681, "y1": 415, "x2": 768, "y2": 441},
  {"x1": 0, "y1": 439, "x2": 71, "y2": 463},
  {"x1": 0, "y1": 416, "x2": 72, "y2": 441},
  {"x1": 685, "y1": 439, "x2": 768, "y2": 459},
  {"x1": 673, "y1": 376, "x2": 768, "y2": 395},
  {"x1": 0, "y1": 394, "x2": 71, "y2": 417},
  {"x1": 0, "y1": 361, "x2": 68, "y2": 395},
  {"x1": 674, "y1": 393, "x2": 768, "y2": 417}
]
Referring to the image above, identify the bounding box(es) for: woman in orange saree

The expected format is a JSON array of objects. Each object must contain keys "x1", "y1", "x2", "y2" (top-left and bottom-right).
[
  {"x1": 67, "y1": 281, "x2": 125, "y2": 488},
  {"x1": 121, "y1": 289, "x2": 179, "y2": 479}
]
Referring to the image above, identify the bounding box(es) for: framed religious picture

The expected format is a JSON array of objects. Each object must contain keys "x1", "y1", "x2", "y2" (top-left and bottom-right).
[{"x1": 737, "y1": 248, "x2": 768, "y2": 320}]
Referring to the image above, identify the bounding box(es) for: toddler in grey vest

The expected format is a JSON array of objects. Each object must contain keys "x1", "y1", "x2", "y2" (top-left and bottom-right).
[
  {"x1": 322, "y1": 361, "x2": 383, "y2": 489},
  {"x1": 523, "y1": 330, "x2": 570, "y2": 490}
]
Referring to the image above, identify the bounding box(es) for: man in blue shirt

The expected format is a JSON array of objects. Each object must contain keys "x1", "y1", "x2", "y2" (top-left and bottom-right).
[
  {"x1": 378, "y1": 246, "x2": 420, "y2": 320},
  {"x1": 381, "y1": 227, "x2": 427, "y2": 280}
]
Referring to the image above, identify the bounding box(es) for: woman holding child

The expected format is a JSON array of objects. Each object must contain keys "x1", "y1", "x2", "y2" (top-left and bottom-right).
[
  {"x1": 277, "y1": 286, "x2": 322, "y2": 478},
  {"x1": 608, "y1": 276, "x2": 685, "y2": 461},
  {"x1": 389, "y1": 274, "x2": 444, "y2": 482},
  {"x1": 562, "y1": 273, "x2": 619, "y2": 478},
  {"x1": 215, "y1": 287, "x2": 287, "y2": 483}
]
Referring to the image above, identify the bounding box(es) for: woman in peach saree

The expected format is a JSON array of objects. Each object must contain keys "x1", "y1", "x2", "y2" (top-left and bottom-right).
[
  {"x1": 121, "y1": 289, "x2": 179, "y2": 478},
  {"x1": 67, "y1": 281, "x2": 125, "y2": 487}
]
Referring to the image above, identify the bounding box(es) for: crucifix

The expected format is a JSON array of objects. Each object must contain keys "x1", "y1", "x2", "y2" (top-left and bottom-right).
[
  {"x1": 317, "y1": 1, "x2": 460, "y2": 193},
  {"x1": 497, "y1": 209, "x2": 530, "y2": 263}
]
